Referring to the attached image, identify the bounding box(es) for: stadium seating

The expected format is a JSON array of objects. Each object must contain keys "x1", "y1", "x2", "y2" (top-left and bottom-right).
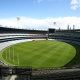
[
  {"x1": 0, "y1": 26, "x2": 47, "y2": 42},
  {"x1": 1, "y1": 27, "x2": 80, "y2": 80},
  {"x1": 49, "y1": 29, "x2": 80, "y2": 43}
]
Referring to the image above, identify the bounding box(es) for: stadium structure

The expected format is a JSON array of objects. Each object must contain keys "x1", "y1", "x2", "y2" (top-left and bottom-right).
[{"x1": 0, "y1": 26, "x2": 80, "y2": 80}]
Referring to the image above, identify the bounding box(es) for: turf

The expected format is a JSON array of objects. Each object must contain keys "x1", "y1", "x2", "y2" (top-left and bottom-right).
[
  {"x1": 65, "y1": 43, "x2": 80, "y2": 66},
  {"x1": 0, "y1": 40, "x2": 76, "y2": 68}
]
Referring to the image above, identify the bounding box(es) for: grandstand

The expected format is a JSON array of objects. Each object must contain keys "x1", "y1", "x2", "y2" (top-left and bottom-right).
[
  {"x1": 0, "y1": 26, "x2": 80, "y2": 80},
  {"x1": 49, "y1": 29, "x2": 80, "y2": 41},
  {"x1": 0, "y1": 26, "x2": 48, "y2": 42}
]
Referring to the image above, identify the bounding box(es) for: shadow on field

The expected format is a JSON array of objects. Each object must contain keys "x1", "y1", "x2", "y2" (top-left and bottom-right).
[{"x1": 64, "y1": 42, "x2": 80, "y2": 67}]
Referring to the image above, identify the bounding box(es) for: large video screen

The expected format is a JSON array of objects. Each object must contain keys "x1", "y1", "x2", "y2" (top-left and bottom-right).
[{"x1": 48, "y1": 28, "x2": 55, "y2": 33}]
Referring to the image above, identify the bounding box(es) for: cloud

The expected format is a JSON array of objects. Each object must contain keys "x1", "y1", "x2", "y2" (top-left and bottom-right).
[
  {"x1": 0, "y1": 16, "x2": 80, "y2": 30},
  {"x1": 71, "y1": 5, "x2": 78, "y2": 10},
  {"x1": 37, "y1": 0, "x2": 43, "y2": 3},
  {"x1": 71, "y1": 0, "x2": 78, "y2": 4},
  {"x1": 71, "y1": 0, "x2": 80, "y2": 10},
  {"x1": 34, "y1": 0, "x2": 57, "y2": 3}
]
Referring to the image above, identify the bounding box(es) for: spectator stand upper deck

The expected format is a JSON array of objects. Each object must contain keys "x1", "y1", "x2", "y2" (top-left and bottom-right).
[
  {"x1": 0, "y1": 27, "x2": 48, "y2": 42},
  {"x1": 49, "y1": 29, "x2": 80, "y2": 44}
]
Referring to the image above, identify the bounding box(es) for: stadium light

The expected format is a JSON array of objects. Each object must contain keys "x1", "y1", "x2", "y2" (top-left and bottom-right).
[
  {"x1": 16, "y1": 17, "x2": 20, "y2": 29},
  {"x1": 53, "y1": 22, "x2": 56, "y2": 28},
  {"x1": 53, "y1": 22, "x2": 56, "y2": 25}
]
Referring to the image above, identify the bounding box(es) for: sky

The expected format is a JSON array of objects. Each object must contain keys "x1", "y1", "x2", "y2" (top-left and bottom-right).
[{"x1": 0, "y1": 0, "x2": 80, "y2": 30}]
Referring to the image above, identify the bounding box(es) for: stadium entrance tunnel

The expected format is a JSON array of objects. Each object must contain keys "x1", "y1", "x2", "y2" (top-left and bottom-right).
[{"x1": 0, "y1": 40, "x2": 78, "y2": 68}]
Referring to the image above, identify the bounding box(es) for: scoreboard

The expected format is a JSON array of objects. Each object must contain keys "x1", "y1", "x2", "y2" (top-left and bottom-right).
[{"x1": 48, "y1": 28, "x2": 55, "y2": 33}]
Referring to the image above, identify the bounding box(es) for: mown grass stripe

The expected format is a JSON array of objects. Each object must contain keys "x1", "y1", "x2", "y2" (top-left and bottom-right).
[{"x1": 0, "y1": 40, "x2": 76, "y2": 68}]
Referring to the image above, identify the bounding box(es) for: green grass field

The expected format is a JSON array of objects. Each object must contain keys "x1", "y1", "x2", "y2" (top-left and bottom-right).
[{"x1": 0, "y1": 40, "x2": 76, "y2": 68}]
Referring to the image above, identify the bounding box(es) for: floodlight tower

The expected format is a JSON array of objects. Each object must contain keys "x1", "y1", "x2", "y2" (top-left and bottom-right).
[
  {"x1": 53, "y1": 22, "x2": 56, "y2": 28},
  {"x1": 16, "y1": 17, "x2": 20, "y2": 29}
]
